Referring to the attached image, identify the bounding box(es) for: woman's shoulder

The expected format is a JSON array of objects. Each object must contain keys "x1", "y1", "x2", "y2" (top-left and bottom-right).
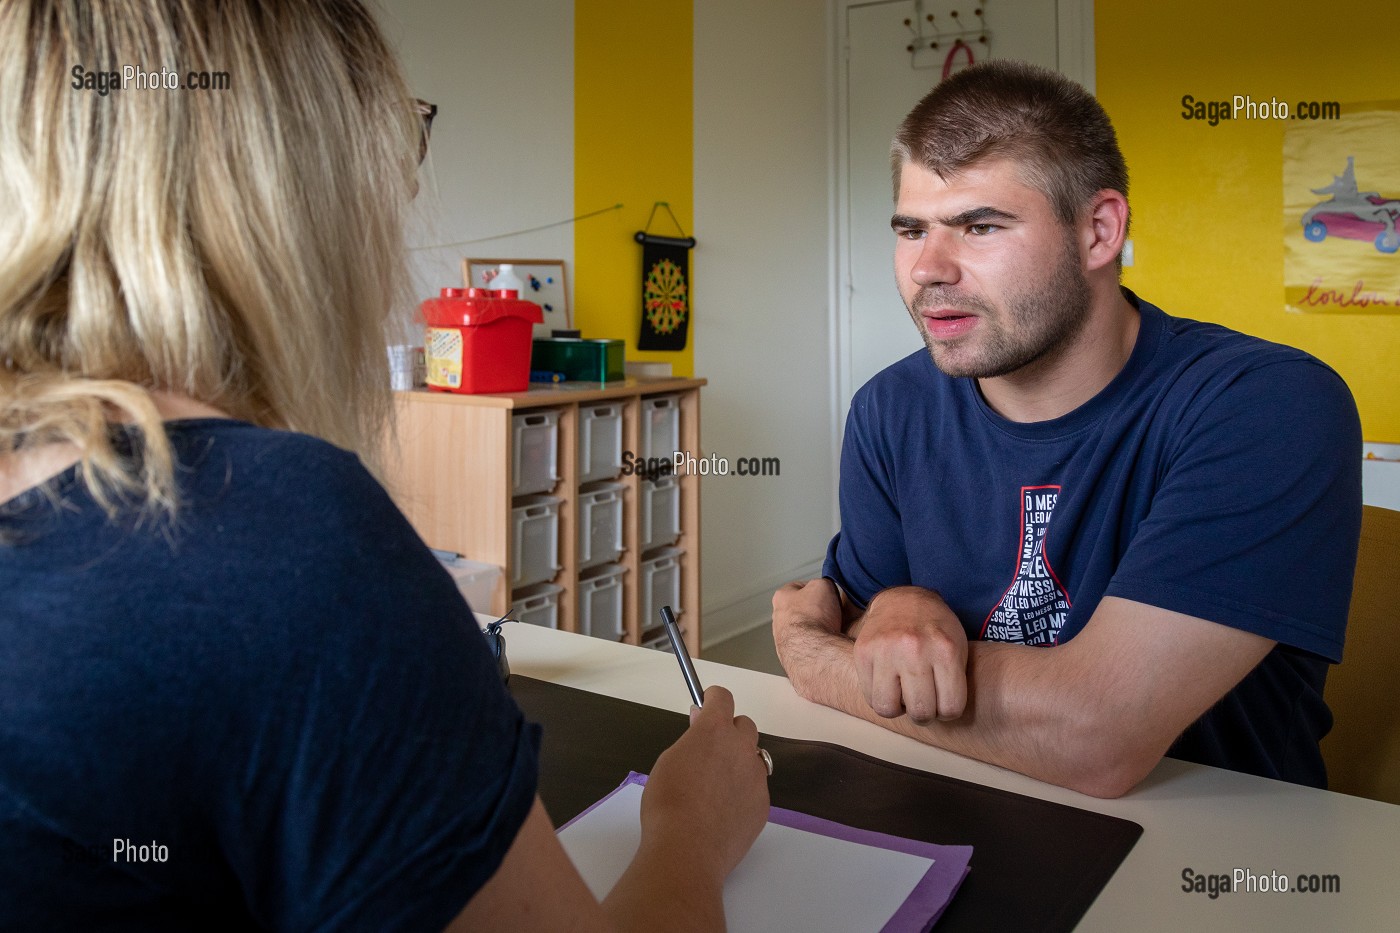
[
  {"x1": 170, "y1": 419, "x2": 381, "y2": 502},
  {"x1": 165, "y1": 419, "x2": 416, "y2": 563}
]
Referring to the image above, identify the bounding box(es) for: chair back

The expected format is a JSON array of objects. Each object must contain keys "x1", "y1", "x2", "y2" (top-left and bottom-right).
[{"x1": 1321, "y1": 505, "x2": 1400, "y2": 804}]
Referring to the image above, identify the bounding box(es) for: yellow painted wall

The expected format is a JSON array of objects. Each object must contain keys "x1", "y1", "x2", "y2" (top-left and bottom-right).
[
  {"x1": 1098, "y1": 0, "x2": 1400, "y2": 441},
  {"x1": 574, "y1": 0, "x2": 694, "y2": 376}
]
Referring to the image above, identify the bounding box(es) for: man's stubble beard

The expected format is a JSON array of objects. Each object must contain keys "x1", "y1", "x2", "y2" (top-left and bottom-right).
[{"x1": 909, "y1": 234, "x2": 1092, "y2": 380}]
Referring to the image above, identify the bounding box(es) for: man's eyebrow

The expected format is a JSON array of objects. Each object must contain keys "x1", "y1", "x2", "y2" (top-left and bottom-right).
[{"x1": 890, "y1": 206, "x2": 1021, "y2": 230}]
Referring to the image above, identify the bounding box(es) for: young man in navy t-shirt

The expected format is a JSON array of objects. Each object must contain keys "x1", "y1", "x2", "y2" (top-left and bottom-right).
[{"x1": 772, "y1": 61, "x2": 1361, "y2": 798}]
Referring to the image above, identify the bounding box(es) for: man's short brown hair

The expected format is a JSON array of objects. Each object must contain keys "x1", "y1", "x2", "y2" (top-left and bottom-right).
[{"x1": 892, "y1": 60, "x2": 1129, "y2": 232}]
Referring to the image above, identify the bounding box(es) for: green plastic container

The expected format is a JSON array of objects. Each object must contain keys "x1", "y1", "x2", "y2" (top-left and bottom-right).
[{"x1": 531, "y1": 338, "x2": 626, "y2": 382}]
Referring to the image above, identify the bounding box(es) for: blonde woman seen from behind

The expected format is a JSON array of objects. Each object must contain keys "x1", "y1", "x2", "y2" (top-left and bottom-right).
[{"x1": 0, "y1": 3, "x2": 767, "y2": 930}]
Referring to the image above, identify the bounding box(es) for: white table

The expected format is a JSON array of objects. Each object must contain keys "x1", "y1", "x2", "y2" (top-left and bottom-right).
[{"x1": 503, "y1": 622, "x2": 1400, "y2": 932}]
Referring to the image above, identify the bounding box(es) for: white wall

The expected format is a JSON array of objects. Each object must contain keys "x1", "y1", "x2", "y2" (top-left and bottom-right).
[
  {"x1": 693, "y1": 0, "x2": 837, "y2": 645},
  {"x1": 379, "y1": 0, "x2": 574, "y2": 341}
]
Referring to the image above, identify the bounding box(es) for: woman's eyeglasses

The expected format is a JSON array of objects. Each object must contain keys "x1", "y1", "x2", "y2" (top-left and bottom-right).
[{"x1": 415, "y1": 98, "x2": 437, "y2": 165}]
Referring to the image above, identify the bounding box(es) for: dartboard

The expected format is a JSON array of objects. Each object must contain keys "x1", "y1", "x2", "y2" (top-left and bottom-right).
[{"x1": 643, "y1": 258, "x2": 689, "y2": 335}]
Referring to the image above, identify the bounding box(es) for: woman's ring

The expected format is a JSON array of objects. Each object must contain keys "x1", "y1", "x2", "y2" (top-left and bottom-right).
[{"x1": 758, "y1": 747, "x2": 774, "y2": 776}]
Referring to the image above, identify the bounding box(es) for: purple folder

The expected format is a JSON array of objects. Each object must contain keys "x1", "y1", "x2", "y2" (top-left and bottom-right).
[{"x1": 561, "y1": 771, "x2": 973, "y2": 931}]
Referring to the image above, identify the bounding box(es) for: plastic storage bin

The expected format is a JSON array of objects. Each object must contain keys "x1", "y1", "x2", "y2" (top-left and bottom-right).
[
  {"x1": 641, "y1": 628, "x2": 674, "y2": 652},
  {"x1": 641, "y1": 475, "x2": 681, "y2": 552},
  {"x1": 510, "y1": 582, "x2": 563, "y2": 629},
  {"x1": 578, "y1": 403, "x2": 623, "y2": 483},
  {"x1": 639, "y1": 546, "x2": 683, "y2": 634},
  {"x1": 510, "y1": 495, "x2": 561, "y2": 588},
  {"x1": 577, "y1": 482, "x2": 625, "y2": 569},
  {"x1": 577, "y1": 563, "x2": 627, "y2": 640},
  {"x1": 436, "y1": 554, "x2": 502, "y2": 614},
  {"x1": 641, "y1": 619, "x2": 688, "y2": 653},
  {"x1": 512, "y1": 409, "x2": 560, "y2": 495},
  {"x1": 641, "y1": 394, "x2": 680, "y2": 462}
]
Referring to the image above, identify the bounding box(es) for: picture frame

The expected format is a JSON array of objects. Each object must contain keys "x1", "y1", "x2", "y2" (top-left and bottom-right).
[{"x1": 463, "y1": 258, "x2": 571, "y2": 334}]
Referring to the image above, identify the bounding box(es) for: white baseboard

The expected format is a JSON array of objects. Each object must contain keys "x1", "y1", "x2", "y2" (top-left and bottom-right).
[{"x1": 701, "y1": 558, "x2": 825, "y2": 650}]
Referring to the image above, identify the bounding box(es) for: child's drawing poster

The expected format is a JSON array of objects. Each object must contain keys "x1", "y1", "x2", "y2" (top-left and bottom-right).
[{"x1": 1284, "y1": 102, "x2": 1400, "y2": 314}]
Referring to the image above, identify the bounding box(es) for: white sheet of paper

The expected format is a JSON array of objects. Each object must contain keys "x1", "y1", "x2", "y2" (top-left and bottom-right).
[{"x1": 557, "y1": 782, "x2": 935, "y2": 932}]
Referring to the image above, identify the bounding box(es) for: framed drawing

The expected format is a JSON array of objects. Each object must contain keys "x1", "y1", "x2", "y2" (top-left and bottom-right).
[{"x1": 463, "y1": 258, "x2": 571, "y2": 333}]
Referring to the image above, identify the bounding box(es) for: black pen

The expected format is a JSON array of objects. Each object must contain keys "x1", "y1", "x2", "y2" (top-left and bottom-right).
[{"x1": 660, "y1": 605, "x2": 705, "y2": 707}]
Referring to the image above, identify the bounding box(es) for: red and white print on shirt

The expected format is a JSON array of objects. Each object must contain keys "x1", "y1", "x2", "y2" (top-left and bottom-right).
[{"x1": 980, "y1": 485, "x2": 1071, "y2": 646}]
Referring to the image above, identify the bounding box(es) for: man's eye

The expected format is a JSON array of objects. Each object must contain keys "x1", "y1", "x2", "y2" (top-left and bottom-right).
[
  {"x1": 968, "y1": 223, "x2": 998, "y2": 236},
  {"x1": 895, "y1": 228, "x2": 925, "y2": 240}
]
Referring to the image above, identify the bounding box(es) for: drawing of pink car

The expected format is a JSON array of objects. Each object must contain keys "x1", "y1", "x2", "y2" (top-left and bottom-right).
[{"x1": 1301, "y1": 157, "x2": 1400, "y2": 254}]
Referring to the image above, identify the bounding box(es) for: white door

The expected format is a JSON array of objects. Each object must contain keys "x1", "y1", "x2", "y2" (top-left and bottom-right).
[{"x1": 836, "y1": 0, "x2": 1092, "y2": 427}]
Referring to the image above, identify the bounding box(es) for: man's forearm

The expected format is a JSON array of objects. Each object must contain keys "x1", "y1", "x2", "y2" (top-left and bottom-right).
[{"x1": 784, "y1": 625, "x2": 1146, "y2": 797}]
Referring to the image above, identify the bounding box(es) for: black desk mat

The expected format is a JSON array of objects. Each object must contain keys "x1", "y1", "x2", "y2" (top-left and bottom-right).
[{"x1": 511, "y1": 675, "x2": 1142, "y2": 933}]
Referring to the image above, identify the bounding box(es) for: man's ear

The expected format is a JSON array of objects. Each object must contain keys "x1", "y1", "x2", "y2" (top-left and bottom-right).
[{"x1": 1082, "y1": 189, "x2": 1129, "y2": 273}]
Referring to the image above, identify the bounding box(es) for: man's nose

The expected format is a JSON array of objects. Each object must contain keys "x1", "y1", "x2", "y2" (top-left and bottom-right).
[{"x1": 909, "y1": 233, "x2": 959, "y2": 287}]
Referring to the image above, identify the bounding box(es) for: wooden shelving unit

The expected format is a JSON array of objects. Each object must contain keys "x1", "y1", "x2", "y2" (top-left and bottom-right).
[{"x1": 383, "y1": 377, "x2": 705, "y2": 654}]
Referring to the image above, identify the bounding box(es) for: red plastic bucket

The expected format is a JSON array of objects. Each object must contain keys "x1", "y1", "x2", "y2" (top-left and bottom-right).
[{"x1": 421, "y1": 287, "x2": 544, "y2": 394}]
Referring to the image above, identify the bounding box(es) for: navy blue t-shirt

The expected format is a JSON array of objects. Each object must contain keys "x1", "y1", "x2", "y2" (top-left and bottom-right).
[
  {"x1": 0, "y1": 420, "x2": 540, "y2": 931},
  {"x1": 824, "y1": 295, "x2": 1362, "y2": 787}
]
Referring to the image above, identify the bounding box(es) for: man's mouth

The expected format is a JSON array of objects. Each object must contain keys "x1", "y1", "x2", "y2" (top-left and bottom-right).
[{"x1": 920, "y1": 309, "x2": 979, "y2": 339}]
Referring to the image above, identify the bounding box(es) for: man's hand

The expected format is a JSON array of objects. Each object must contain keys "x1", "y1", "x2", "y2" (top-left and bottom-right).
[
  {"x1": 772, "y1": 578, "x2": 847, "y2": 699},
  {"x1": 854, "y1": 586, "x2": 969, "y2": 724},
  {"x1": 773, "y1": 577, "x2": 843, "y2": 635}
]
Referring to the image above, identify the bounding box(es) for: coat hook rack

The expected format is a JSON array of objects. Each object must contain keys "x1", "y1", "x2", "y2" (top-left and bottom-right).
[{"x1": 902, "y1": 0, "x2": 991, "y2": 74}]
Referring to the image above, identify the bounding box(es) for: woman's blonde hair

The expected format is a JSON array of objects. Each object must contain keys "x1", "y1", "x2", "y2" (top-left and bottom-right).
[{"x1": 0, "y1": 0, "x2": 416, "y2": 520}]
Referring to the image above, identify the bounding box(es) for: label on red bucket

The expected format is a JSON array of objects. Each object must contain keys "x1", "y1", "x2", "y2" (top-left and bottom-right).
[{"x1": 425, "y1": 327, "x2": 464, "y2": 389}]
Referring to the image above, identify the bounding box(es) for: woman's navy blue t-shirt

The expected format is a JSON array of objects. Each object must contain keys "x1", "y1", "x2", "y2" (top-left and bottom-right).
[{"x1": 0, "y1": 420, "x2": 539, "y2": 931}]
